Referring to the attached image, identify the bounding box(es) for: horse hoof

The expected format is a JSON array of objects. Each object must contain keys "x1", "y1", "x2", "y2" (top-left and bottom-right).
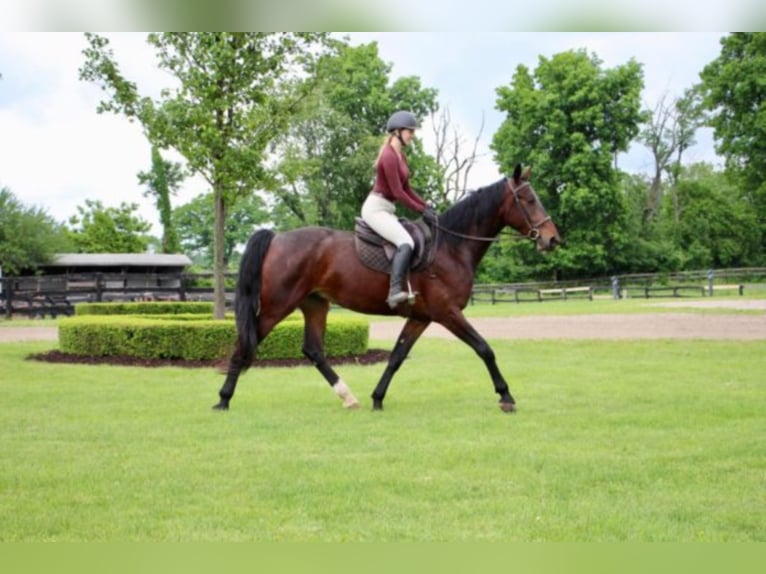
[
  {"x1": 499, "y1": 401, "x2": 516, "y2": 413},
  {"x1": 212, "y1": 402, "x2": 229, "y2": 411}
]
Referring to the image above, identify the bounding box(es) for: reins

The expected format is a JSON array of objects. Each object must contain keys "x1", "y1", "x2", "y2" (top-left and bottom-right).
[
  {"x1": 432, "y1": 223, "x2": 536, "y2": 243},
  {"x1": 431, "y1": 179, "x2": 551, "y2": 243}
]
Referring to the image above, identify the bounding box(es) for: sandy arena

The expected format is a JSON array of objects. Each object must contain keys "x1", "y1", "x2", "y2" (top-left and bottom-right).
[{"x1": 2, "y1": 300, "x2": 764, "y2": 344}]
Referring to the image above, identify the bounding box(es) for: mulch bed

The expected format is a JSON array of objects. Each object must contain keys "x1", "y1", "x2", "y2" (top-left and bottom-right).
[{"x1": 26, "y1": 349, "x2": 390, "y2": 369}]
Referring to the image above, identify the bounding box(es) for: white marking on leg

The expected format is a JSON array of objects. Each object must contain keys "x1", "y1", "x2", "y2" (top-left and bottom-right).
[{"x1": 334, "y1": 379, "x2": 360, "y2": 409}]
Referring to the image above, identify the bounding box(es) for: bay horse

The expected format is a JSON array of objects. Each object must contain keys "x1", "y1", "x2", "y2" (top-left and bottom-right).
[{"x1": 214, "y1": 164, "x2": 561, "y2": 412}]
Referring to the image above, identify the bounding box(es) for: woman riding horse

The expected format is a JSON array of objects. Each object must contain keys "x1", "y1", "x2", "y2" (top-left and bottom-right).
[
  {"x1": 361, "y1": 110, "x2": 437, "y2": 308},
  {"x1": 214, "y1": 161, "x2": 561, "y2": 413}
]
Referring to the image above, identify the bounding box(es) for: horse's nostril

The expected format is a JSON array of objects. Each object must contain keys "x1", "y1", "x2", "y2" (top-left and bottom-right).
[{"x1": 548, "y1": 236, "x2": 562, "y2": 250}]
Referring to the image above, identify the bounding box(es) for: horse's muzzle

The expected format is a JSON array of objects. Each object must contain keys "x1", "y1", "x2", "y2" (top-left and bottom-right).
[{"x1": 537, "y1": 234, "x2": 561, "y2": 252}]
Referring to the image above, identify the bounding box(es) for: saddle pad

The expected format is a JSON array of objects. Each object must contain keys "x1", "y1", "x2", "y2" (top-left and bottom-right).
[{"x1": 354, "y1": 218, "x2": 434, "y2": 274}]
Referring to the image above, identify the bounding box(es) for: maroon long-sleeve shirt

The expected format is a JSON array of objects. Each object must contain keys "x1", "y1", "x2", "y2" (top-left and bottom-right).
[{"x1": 373, "y1": 145, "x2": 428, "y2": 212}]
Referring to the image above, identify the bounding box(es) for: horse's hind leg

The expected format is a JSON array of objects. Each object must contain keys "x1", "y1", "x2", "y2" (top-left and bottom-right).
[
  {"x1": 300, "y1": 295, "x2": 360, "y2": 409},
  {"x1": 214, "y1": 307, "x2": 293, "y2": 410},
  {"x1": 214, "y1": 349, "x2": 246, "y2": 410}
]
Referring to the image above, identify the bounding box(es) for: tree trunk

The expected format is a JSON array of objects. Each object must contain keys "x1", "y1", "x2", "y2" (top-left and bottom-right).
[{"x1": 213, "y1": 185, "x2": 227, "y2": 320}]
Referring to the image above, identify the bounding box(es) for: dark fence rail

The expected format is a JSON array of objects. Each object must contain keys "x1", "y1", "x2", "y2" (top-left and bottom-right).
[{"x1": 2, "y1": 267, "x2": 765, "y2": 318}]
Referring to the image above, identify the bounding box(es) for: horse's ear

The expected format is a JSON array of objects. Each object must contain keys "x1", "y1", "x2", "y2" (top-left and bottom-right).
[
  {"x1": 522, "y1": 165, "x2": 532, "y2": 181},
  {"x1": 512, "y1": 163, "x2": 522, "y2": 183}
]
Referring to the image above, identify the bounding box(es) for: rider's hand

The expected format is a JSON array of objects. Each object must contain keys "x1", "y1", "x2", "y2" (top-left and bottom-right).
[{"x1": 422, "y1": 206, "x2": 438, "y2": 225}]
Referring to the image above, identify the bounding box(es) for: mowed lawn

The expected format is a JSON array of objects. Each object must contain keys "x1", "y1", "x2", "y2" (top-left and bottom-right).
[{"x1": 0, "y1": 313, "x2": 764, "y2": 541}]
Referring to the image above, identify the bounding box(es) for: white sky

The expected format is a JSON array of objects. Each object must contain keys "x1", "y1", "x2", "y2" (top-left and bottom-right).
[{"x1": 0, "y1": 32, "x2": 726, "y2": 234}]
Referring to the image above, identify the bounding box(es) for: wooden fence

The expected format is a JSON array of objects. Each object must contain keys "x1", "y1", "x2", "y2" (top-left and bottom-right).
[{"x1": 1, "y1": 267, "x2": 761, "y2": 319}]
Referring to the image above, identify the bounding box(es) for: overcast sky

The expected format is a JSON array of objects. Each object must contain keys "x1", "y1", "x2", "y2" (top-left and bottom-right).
[{"x1": 0, "y1": 32, "x2": 726, "y2": 234}]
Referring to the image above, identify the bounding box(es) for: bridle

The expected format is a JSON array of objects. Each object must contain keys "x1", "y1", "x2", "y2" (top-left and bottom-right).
[
  {"x1": 506, "y1": 179, "x2": 552, "y2": 241},
  {"x1": 433, "y1": 178, "x2": 551, "y2": 243}
]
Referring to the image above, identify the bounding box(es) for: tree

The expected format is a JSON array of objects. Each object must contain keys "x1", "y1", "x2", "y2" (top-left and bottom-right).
[
  {"x1": 173, "y1": 192, "x2": 269, "y2": 268},
  {"x1": 491, "y1": 49, "x2": 645, "y2": 279},
  {"x1": 80, "y1": 32, "x2": 330, "y2": 318},
  {"x1": 638, "y1": 89, "x2": 703, "y2": 221},
  {"x1": 698, "y1": 33, "x2": 766, "y2": 261},
  {"x1": 656, "y1": 163, "x2": 760, "y2": 269},
  {"x1": 613, "y1": 172, "x2": 684, "y2": 273},
  {"x1": 137, "y1": 145, "x2": 183, "y2": 253},
  {"x1": 268, "y1": 41, "x2": 441, "y2": 231},
  {"x1": 428, "y1": 107, "x2": 484, "y2": 208},
  {"x1": 0, "y1": 187, "x2": 71, "y2": 275},
  {"x1": 66, "y1": 199, "x2": 151, "y2": 253}
]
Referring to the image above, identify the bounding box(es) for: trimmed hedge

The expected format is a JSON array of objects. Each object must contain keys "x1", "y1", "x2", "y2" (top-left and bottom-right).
[
  {"x1": 75, "y1": 301, "x2": 215, "y2": 316},
  {"x1": 57, "y1": 314, "x2": 369, "y2": 361}
]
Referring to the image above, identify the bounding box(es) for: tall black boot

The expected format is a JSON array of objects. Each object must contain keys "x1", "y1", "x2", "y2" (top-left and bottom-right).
[{"x1": 386, "y1": 244, "x2": 413, "y2": 308}]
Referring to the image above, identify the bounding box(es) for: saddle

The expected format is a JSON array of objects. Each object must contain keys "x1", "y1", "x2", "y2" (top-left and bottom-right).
[{"x1": 354, "y1": 217, "x2": 436, "y2": 274}]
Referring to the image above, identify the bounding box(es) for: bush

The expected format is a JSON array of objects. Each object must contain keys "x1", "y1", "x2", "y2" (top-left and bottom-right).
[
  {"x1": 57, "y1": 314, "x2": 369, "y2": 361},
  {"x1": 75, "y1": 301, "x2": 214, "y2": 316}
]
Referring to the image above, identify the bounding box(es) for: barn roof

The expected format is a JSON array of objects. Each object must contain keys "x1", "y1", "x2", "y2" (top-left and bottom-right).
[{"x1": 47, "y1": 253, "x2": 192, "y2": 268}]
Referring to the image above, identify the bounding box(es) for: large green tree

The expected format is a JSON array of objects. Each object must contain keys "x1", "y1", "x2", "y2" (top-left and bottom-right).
[
  {"x1": 0, "y1": 187, "x2": 71, "y2": 275},
  {"x1": 698, "y1": 33, "x2": 766, "y2": 261},
  {"x1": 268, "y1": 41, "x2": 441, "y2": 231},
  {"x1": 80, "y1": 32, "x2": 330, "y2": 318},
  {"x1": 491, "y1": 49, "x2": 645, "y2": 279},
  {"x1": 65, "y1": 199, "x2": 151, "y2": 253}
]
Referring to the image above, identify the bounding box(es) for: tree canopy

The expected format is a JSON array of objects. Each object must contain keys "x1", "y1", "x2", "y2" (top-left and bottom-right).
[
  {"x1": 698, "y1": 32, "x2": 766, "y2": 257},
  {"x1": 0, "y1": 188, "x2": 71, "y2": 275},
  {"x1": 65, "y1": 199, "x2": 151, "y2": 254},
  {"x1": 80, "y1": 32, "x2": 331, "y2": 317},
  {"x1": 267, "y1": 41, "x2": 441, "y2": 231},
  {"x1": 491, "y1": 49, "x2": 645, "y2": 279},
  {"x1": 173, "y1": 191, "x2": 269, "y2": 268}
]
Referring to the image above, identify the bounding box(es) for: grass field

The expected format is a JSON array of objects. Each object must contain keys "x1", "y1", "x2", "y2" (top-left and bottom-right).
[{"x1": 1, "y1": 307, "x2": 764, "y2": 541}]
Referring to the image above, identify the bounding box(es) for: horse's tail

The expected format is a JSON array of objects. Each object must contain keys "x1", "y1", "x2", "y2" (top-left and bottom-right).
[{"x1": 235, "y1": 228, "x2": 275, "y2": 371}]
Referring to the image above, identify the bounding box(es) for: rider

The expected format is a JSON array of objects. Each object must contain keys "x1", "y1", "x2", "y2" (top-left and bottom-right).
[{"x1": 362, "y1": 110, "x2": 438, "y2": 308}]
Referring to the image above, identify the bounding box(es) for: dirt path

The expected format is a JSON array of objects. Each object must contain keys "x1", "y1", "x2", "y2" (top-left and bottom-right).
[
  {"x1": 2, "y1": 306, "x2": 764, "y2": 344},
  {"x1": 371, "y1": 313, "x2": 766, "y2": 341},
  {"x1": 0, "y1": 327, "x2": 59, "y2": 342}
]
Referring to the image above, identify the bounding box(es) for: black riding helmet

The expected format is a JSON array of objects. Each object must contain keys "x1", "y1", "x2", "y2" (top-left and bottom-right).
[{"x1": 386, "y1": 110, "x2": 419, "y2": 133}]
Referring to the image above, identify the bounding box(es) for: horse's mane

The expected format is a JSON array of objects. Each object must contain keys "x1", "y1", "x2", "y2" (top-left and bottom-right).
[{"x1": 438, "y1": 178, "x2": 507, "y2": 248}]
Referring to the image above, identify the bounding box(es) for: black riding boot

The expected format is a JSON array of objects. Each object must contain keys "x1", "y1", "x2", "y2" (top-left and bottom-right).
[{"x1": 386, "y1": 244, "x2": 413, "y2": 308}]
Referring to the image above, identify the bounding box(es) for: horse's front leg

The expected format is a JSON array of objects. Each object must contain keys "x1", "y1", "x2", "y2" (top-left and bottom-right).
[
  {"x1": 371, "y1": 317, "x2": 430, "y2": 410},
  {"x1": 438, "y1": 310, "x2": 516, "y2": 412}
]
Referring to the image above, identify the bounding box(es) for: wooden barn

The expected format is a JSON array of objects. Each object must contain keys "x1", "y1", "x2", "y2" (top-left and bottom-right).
[{"x1": 1, "y1": 253, "x2": 193, "y2": 318}]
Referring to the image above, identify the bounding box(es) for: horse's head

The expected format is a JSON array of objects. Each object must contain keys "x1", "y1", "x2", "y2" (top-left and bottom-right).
[{"x1": 503, "y1": 164, "x2": 561, "y2": 251}]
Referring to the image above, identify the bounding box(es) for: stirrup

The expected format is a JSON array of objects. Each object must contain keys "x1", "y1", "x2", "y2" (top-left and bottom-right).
[
  {"x1": 386, "y1": 291, "x2": 410, "y2": 309},
  {"x1": 386, "y1": 281, "x2": 417, "y2": 309}
]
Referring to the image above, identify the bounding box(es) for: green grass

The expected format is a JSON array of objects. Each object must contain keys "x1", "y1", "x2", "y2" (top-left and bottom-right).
[{"x1": 1, "y1": 335, "x2": 763, "y2": 541}]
